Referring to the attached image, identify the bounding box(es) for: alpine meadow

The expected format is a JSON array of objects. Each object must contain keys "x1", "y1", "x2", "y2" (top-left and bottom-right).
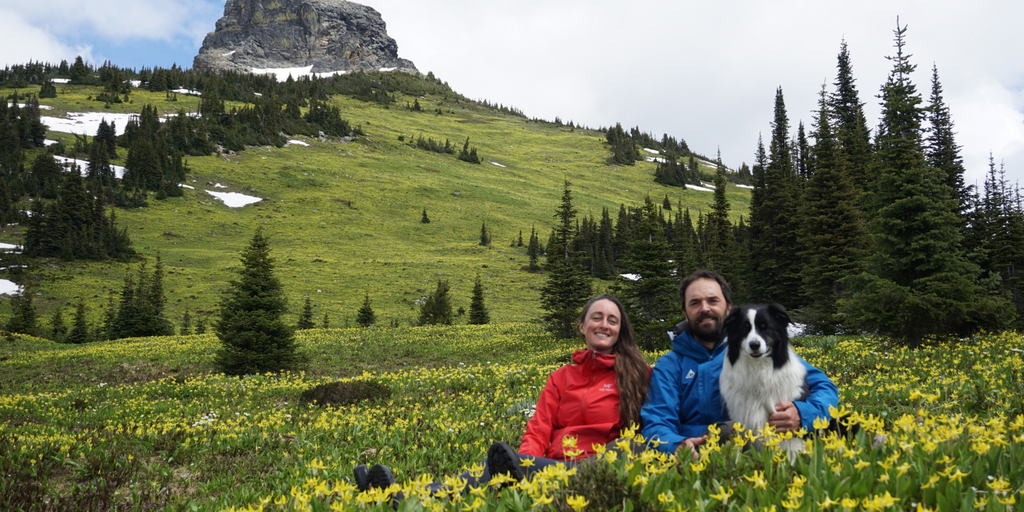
[{"x1": 2, "y1": 20, "x2": 1024, "y2": 512}]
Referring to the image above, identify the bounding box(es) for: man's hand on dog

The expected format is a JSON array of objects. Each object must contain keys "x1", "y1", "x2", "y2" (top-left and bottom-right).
[
  {"x1": 676, "y1": 435, "x2": 708, "y2": 461},
  {"x1": 769, "y1": 401, "x2": 801, "y2": 433}
]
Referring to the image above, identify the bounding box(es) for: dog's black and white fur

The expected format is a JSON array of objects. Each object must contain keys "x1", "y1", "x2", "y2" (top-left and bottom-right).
[{"x1": 719, "y1": 304, "x2": 808, "y2": 459}]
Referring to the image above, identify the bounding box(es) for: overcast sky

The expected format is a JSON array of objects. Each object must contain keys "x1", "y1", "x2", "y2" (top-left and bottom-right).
[{"x1": 2, "y1": 0, "x2": 1022, "y2": 188}]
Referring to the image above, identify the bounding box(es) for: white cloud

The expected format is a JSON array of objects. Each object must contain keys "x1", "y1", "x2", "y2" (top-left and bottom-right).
[
  {"x1": 1, "y1": 0, "x2": 221, "y2": 44},
  {"x1": 0, "y1": 9, "x2": 92, "y2": 67}
]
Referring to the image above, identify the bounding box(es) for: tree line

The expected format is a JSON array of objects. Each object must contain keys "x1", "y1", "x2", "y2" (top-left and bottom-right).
[{"x1": 540, "y1": 25, "x2": 1022, "y2": 347}]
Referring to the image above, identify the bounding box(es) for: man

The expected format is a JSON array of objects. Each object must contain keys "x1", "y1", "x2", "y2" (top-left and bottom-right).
[{"x1": 640, "y1": 270, "x2": 839, "y2": 459}]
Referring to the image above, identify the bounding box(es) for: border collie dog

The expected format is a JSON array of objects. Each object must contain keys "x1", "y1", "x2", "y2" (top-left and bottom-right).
[{"x1": 719, "y1": 304, "x2": 807, "y2": 459}]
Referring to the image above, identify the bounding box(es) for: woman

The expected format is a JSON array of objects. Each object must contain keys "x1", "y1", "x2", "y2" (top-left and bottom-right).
[{"x1": 356, "y1": 294, "x2": 651, "y2": 491}]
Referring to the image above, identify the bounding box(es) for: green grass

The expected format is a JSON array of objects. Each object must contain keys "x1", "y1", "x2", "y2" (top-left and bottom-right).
[{"x1": 1, "y1": 84, "x2": 749, "y2": 331}]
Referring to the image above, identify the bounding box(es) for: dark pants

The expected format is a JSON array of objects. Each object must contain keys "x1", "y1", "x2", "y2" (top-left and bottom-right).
[{"x1": 425, "y1": 452, "x2": 573, "y2": 496}]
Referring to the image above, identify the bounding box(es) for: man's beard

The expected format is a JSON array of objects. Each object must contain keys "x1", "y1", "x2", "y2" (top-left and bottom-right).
[{"x1": 688, "y1": 312, "x2": 722, "y2": 344}]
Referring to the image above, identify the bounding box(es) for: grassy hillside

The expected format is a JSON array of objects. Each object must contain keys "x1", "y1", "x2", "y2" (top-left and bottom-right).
[
  {"x1": 1, "y1": 83, "x2": 749, "y2": 329},
  {"x1": 2, "y1": 326, "x2": 1022, "y2": 510}
]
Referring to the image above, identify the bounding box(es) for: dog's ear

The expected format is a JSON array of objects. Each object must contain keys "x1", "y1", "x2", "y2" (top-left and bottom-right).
[
  {"x1": 721, "y1": 307, "x2": 743, "y2": 336},
  {"x1": 767, "y1": 303, "x2": 791, "y2": 328}
]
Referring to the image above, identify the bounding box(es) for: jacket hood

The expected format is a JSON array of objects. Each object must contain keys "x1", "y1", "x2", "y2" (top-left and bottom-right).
[
  {"x1": 670, "y1": 328, "x2": 722, "y2": 363},
  {"x1": 572, "y1": 349, "x2": 616, "y2": 370}
]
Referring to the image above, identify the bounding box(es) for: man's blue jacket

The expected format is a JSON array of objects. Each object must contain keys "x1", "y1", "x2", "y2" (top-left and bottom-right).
[{"x1": 640, "y1": 327, "x2": 839, "y2": 455}]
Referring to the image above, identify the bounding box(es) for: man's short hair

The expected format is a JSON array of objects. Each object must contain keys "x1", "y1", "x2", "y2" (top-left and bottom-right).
[{"x1": 678, "y1": 270, "x2": 733, "y2": 306}]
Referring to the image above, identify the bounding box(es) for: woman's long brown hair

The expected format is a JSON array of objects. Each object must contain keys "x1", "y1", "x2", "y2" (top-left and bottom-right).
[{"x1": 578, "y1": 295, "x2": 650, "y2": 430}]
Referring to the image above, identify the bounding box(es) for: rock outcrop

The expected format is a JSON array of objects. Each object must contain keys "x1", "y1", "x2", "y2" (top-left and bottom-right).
[{"x1": 193, "y1": 0, "x2": 417, "y2": 75}]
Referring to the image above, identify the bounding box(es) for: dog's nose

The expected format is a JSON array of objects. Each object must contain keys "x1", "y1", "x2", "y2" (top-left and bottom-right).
[{"x1": 748, "y1": 341, "x2": 761, "y2": 352}]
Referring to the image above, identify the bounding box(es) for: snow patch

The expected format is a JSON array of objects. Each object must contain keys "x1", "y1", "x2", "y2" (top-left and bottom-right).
[
  {"x1": 379, "y1": 67, "x2": 397, "y2": 72},
  {"x1": 44, "y1": 139, "x2": 58, "y2": 146},
  {"x1": 223, "y1": 50, "x2": 236, "y2": 57},
  {"x1": 788, "y1": 323, "x2": 807, "y2": 338},
  {"x1": 736, "y1": 184, "x2": 754, "y2": 189},
  {"x1": 0, "y1": 243, "x2": 19, "y2": 250},
  {"x1": 491, "y1": 162, "x2": 506, "y2": 168},
  {"x1": 129, "y1": 80, "x2": 142, "y2": 88},
  {"x1": 0, "y1": 279, "x2": 21, "y2": 296},
  {"x1": 643, "y1": 148, "x2": 661, "y2": 154},
  {"x1": 181, "y1": 184, "x2": 195, "y2": 190},
  {"x1": 620, "y1": 273, "x2": 640, "y2": 281},
  {"x1": 53, "y1": 156, "x2": 125, "y2": 179},
  {"x1": 51, "y1": 78, "x2": 70, "y2": 84},
  {"x1": 42, "y1": 112, "x2": 138, "y2": 136},
  {"x1": 286, "y1": 139, "x2": 309, "y2": 146},
  {"x1": 213, "y1": 183, "x2": 228, "y2": 189},
  {"x1": 686, "y1": 184, "x2": 714, "y2": 192},
  {"x1": 9, "y1": 103, "x2": 53, "y2": 110},
  {"x1": 206, "y1": 190, "x2": 262, "y2": 208},
  {"x1": 171, "y1": 88, "x2": 201, "y2": 96},
  {"x1": 645, "y1": 156, "x2": 667, "y2": 163}
]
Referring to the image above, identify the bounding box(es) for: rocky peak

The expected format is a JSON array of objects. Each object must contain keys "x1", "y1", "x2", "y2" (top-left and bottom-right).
[{"x1": 193, "y1": 0, "x2": 418, "y2": 75}]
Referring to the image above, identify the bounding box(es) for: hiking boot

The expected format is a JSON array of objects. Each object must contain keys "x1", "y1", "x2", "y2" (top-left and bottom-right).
[
  {"x1": 487, "y1": 441, "x2": 525, "y2": 481},
  {"x1": 353, "y1": 464, "x2": 370, "y2": 491},
  {"x1": 367, "y1": 464, "x2": 396, "y2": 489}
]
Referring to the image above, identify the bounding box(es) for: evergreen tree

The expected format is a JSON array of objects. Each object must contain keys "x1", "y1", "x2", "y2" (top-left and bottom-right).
[
  {"x1": 180, "y1": 309, "x2": 192, "y2": 336},
  {"x1": 832, "y1": 39, "x2": 873, "y2": 195},
  {"x1": 65, "y1": 298, "x2": 89, "y2": 344},
  {"x1": 675, "y1": 208, "x2": 702, "y2": 277},
  {"x1": 418, "y1": 280, "x2": 453, "y2": 326},
  {"x1": 539, "y1": 181, "x2": 592, "y2": 337},
  {"x1": 215, "y1": 228, "x2": 299, "y2": 375},
  {"x1": 421, "y1": 208, "x2": 430, "y2": 223},
  {"x1": 110, "y1": 258, "x2": 172, "y2": 339},
  {"x1": 468, "y1": 273, "x2": 490, "y2": 325},
  {"x1": 356, "y1": 293, "x2": 376, "y2": 327},
  {"x1": 616, "y1": 195, "x2": 678, "y2": 348},
  {"x1": 925, "y1": 65, "x2": 970, "y2": 227},
  {"x1": 479, "y1": 222, "x2": 491, "y2": 246},
  {"x1": 799, "y1": 87, "x2": 866, "y2": 334},
  {"x1": 704, "y1": 151, "x2": 734, "y2": 277},
  {"x1": 49, "y1": 306, "x2": 67, "y2": 342},
  {"x1": 322, "y1": 312, "x2": 330, "y2": 329},
  {"x1": 839, "y1": 22, "x2": 1009, "y2": 346},
  {"x1": 5, "y1": 290, "x2": 37, "y2": 335},
  {"x1": 297, "y1": 296, "x2": 315, "y2": 329},
  {"x1": 527, "y1": 225, "x2": 540, "y2": 271},
  {"x1": 195, "y1": 316, "x2": 207, "y2": 335},
  {"x1": 747, "y1": 88, "x2": 804, "y2": 308}
]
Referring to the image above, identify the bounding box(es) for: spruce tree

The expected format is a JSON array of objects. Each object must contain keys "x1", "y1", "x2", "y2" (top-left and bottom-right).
[
  {"x1": 704, "y1": 151, "x2": 734, "y2": 277},
  {"x1": 527, "y1": 226, "x2": 540, "y2": 271},
  {"x1": 539, "y1": 181, "x2": 592, "y2": 337},
  {"x1": 50, "y1": 306, "x2": 67, "y2": 342},
  {"x1": 322, "y1": 312, "x2": 330, "y2": 329},
  {"x1": 215, "y1": 228, "x2": 298, "y2": 375},
  {"x1": 297, "y1": 296, "x2": 315, "y2": 329},
  {"x1": 5, "y1": 291, "x2": 37, "y2": 335},
  {"x1": 421, "y1": 208, "x2": 430, "y2": 223},
  {"x1": 418, "y1": 280, "x2": 453, "y2": 326},
  {"x1": 925, "y1": 65, "x2": 970, "y2": 227},
  {"x1": 468, "y1": 273, "x2": 490, "y2": 325},
  {"x1": 747, "y1": 88, "x2": 804, "y2": 308},
  {"x1": 839, "y1": 22, "x2": 1008, "y2": 345},
  {"x1": 479, "y1": 222, "x2": 491, "y2": 246},
  {"x1": 180, "y1": 309, "x2": 192, "y2": 336},
  {"x1": 356, "y1": 293, "x2": 376, "y2": 327},
  {"x1": 799, "y1": 87, "x2": 866, "y2": 333},
  {"x1": 65, "y1": 298, "x2": 89, "y2": 344},
  {"x1": 832, "y1": 39, "x2": 873, "y2": 195},
  {"x1": 616, "y1": 195, "x2": 678, "y2": 348}
]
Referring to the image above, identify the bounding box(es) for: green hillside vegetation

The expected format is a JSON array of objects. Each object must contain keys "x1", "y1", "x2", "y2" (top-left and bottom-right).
[{"x1": 0, "y1": 80, "x2": 747, "y2": 330}]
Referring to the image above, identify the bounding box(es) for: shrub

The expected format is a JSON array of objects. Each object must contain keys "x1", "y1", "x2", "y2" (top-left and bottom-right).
[{"x1": 298, "y1": 380, "x2": 391, "y2": 407}]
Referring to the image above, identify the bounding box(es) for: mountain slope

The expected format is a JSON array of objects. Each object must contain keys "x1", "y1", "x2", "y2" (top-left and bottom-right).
[{"x1": 2, "y1": 82, "x2": 750, "y2": 327}]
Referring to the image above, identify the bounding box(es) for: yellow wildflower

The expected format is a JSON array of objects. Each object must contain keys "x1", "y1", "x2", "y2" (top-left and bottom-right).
[
  {"x1": 709, "y1": 485, "x2": 733, "y2": 504},
  {"x1": 566, "y1": 494, "x2": 590, "y2": 511}
]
